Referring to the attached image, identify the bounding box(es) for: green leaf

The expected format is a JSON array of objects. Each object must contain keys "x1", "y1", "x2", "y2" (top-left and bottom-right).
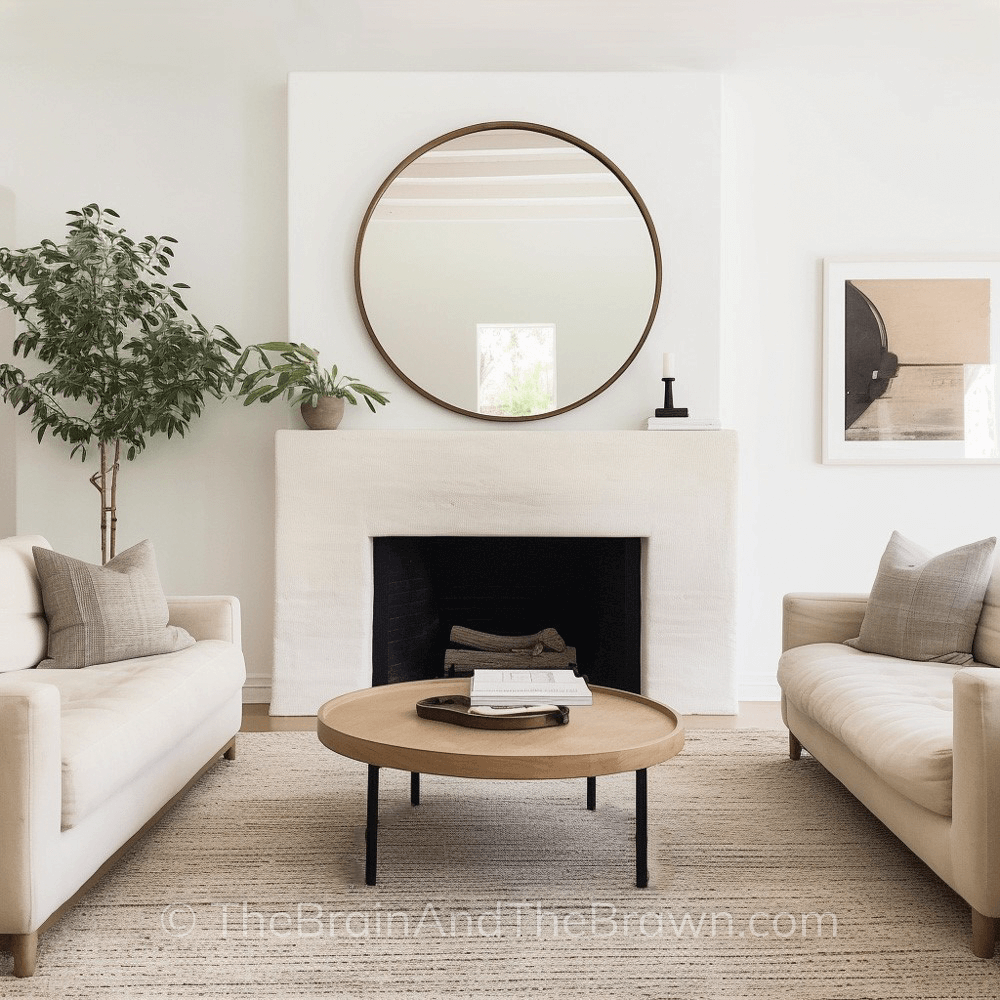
[
  {"x1": 255, "y1": 341, "x2": 296, "y2": 352},
  {"x1": 233, "y1": 348, "x2": 251, "y2": 375},
  {"x1": 292, "y1": 343, "x2": 319, "y2": 362},
  {"x1": 238, "y1": 369, "x2": 268, "y2": 393},
  {"x1": 243, "y1": 384, "x2": 273, "y2": 405}
]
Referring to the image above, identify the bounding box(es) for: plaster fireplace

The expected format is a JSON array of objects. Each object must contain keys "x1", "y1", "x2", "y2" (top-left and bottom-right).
[{"x1": 272, "y1": 429, "x2": 738, "y2": 716}]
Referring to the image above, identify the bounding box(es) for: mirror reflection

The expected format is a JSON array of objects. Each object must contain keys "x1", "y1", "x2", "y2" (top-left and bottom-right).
[{"x1": 355, "y1": 123, "x2": 661, "y2": 420}]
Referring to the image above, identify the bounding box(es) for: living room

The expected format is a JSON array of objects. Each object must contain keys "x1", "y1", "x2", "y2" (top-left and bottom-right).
[{"x1": 2, "y1": 1, "x2": 1000, "y2": 995}]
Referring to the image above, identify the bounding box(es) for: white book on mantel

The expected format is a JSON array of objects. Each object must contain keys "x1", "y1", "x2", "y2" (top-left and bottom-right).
[
  {"x1": 469, "y1": 669, "x2": 593, "y2": 707},
  {"x1": 646, "y1": 418, "x2": 722, "y2": 431}
]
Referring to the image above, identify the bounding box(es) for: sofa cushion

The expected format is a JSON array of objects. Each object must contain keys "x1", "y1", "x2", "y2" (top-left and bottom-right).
[
  {"x1": 0, "y1": 535, "x2": 50, "y2": 673},
  {"x1": 33, "y1": 539, "x2": 195, "y2": 669},
  {"x1": 778, "y1": 643, "x2": 958, "y2": 816},
  {"x1": 845, "y1": 531, "x2": 996, "y2": 664},
  {"x1": 973, "y1": 567, "x2": 1000, "y2": 668},
  {"x1": 1, "y1": 640, "x2": 245, "y2": 829}
]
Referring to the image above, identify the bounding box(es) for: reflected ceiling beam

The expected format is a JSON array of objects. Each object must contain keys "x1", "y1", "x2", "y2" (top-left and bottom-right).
[{"x1": 376, "y1": 128, "x2": 642, "y2": 221}]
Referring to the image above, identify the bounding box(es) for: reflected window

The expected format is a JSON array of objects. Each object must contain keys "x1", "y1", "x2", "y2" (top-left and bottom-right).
[{"x1": 477, "y1": 324, "x2": 556, "y2": 417}]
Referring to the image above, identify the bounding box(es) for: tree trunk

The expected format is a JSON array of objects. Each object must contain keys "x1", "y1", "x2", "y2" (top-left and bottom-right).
[
  {"x1": 109, "y1": 439, "x2": 120, "y2": 561},
  {"x1": 89, "y1": 440, "x2": 121, "y2": 565}
]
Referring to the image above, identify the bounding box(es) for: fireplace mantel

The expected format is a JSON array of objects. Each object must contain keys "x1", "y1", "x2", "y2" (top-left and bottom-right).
[{"x1": 272, "y1": 429, "x2": 738, "y2": 715}]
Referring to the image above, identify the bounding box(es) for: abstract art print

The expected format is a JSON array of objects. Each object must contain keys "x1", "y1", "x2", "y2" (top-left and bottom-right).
[{"x1": 823, "y1": 259, "x2": 1000, "y2": 463}]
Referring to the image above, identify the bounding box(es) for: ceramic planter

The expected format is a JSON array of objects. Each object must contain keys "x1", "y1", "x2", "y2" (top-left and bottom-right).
[{"x1": 300, "y1": 395, "x2": 346, "y2": 430}]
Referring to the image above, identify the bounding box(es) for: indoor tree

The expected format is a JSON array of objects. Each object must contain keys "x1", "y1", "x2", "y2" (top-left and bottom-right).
[{"x1": 0, "y1": 204, "x2": 241, "y2": 563}]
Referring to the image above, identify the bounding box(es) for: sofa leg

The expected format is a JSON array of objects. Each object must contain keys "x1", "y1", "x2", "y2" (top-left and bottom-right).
[
  {"x1": 11, "y1": 931, "x2": 38, "y2": 978},
  {"x1": 223, "y1": 737, "x2": 237, "y2": 761},
  {"x1": 972, "y1": 908, "x2": 997, "y2": 959},
  {"x1": 788, "y1": 731, "x2": 802, "y2": 761}
]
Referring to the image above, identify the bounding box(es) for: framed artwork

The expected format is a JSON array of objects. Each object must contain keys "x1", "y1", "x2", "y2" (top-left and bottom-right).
[{"x1": 823, "y1": 258, "x2": 1000, "y2": 464}]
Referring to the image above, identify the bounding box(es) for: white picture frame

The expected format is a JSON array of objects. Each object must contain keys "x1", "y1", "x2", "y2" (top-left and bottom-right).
[{"x1": 823, "y1": 258, "x2": 1000, "y2": 464}]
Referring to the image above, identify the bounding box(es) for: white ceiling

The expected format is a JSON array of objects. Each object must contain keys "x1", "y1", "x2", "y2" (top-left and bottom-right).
[
  {"x1": 312, "y1": 0, "x2": 1000, "y2": 71},
  {"x1": 3, "y1": 0, "x2": 997, "y2": 74}
]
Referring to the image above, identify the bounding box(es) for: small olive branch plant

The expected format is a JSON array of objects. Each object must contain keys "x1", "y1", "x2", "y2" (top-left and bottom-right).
[
  {"x1": 0, "y1": 204, "x2": 241, "y2": 564},
  {"x1": 233, "y1": 341, "x2": 389, "y2": 411}
]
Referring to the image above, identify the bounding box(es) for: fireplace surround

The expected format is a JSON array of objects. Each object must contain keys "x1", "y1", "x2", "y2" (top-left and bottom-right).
[{"x1": 272, "y1": 429, "x2": 738, "y2": 715}]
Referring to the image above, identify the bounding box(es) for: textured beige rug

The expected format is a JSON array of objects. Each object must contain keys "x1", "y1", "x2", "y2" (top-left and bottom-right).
[{"x1": 3, "y1": 729, "x2": 998, "y2": 998}]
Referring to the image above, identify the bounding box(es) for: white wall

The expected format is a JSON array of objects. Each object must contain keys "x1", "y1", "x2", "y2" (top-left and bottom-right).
[
  {"x1": 722, "y1": 46, "x2": 1000, "y2": 697},
  {"x1": 0, "y1": 4, "x2": 296, "y2": 702},
  {"x1": 0, "y1": 189, "x2": 15, "y2": 537},
  {"x1": 2, "y1": 2, "x2": 999, "y2": 704}
]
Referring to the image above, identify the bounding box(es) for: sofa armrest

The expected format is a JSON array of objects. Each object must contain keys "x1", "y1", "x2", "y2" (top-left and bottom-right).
[
  {"x1": 952, "y1": 667, "x2": 1000, "y2": 916},
  {"x1": 781, "y1": 593, "x2": 869, "y2": 651},
  {"x1": 0, "y1": 682, "x2": 62, "y2": 934},
  {"x1": 166, "y1": 596, "x2": 242, "y2": 648}
]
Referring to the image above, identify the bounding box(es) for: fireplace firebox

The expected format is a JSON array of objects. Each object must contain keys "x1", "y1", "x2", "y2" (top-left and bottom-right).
[{"x1": 372, "y1": 536, "x2": 641, "y2": 692}]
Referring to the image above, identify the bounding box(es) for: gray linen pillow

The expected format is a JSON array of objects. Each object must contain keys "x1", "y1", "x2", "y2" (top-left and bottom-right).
[
  {"x1": 32, "y1": 539, "x2": 195, "y2": 669},
  {"x1": 845, "y1": 531, "x2": 997, "y2": 664}
]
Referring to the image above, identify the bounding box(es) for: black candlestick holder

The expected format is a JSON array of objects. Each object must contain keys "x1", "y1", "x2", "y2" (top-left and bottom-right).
[{"x1": 655, "y1": 377, "x2": 688, "y2": 417}]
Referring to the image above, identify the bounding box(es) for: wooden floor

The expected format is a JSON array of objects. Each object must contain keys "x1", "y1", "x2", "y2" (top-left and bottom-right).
[{"x1": 241, "y1": 702, "x2": 784, "y2": 732}]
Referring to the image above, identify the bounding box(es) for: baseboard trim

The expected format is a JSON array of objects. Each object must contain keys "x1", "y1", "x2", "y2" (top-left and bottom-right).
[
  {"x1": 738, "y1": 680, "x2": 781, "y2": 702},
  {"x1": 242, "y1": 681, "x2": 272, "y2": 705}
]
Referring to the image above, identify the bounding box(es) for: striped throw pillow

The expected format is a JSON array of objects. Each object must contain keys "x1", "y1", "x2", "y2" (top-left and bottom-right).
[{"x1": 32, "y1": 540, "x2": 195, "y2": 669}]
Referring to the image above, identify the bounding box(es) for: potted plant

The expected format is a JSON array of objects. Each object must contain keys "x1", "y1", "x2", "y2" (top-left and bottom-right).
[
  {"x1": 0, "y1": 204, "x2": 241, "y2": 564},
  {"x1": 233, "y1": 341, "x2": 388, "y2": 429}
]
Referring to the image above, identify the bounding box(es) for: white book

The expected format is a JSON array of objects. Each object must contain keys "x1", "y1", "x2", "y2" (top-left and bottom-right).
[
  {"x1": 646, "y1": 417, "x2": 722, "y2": 431},
  {"x1": 469, "y1": 669, "x2": 593, "y2": 707}
]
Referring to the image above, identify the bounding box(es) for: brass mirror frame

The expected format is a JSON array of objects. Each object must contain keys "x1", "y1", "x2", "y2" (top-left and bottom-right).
[{"x1": 354, "y1": 121, "x2": 663, "y2": 421}]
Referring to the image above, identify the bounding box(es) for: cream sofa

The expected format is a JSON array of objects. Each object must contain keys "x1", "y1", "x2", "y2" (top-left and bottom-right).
[
  {"x1": 778, "y1": 585, "x2": 1000, "y2": 959},
  {"x1": 0, "y1": 535, "x2": 246, "y2": 977}
]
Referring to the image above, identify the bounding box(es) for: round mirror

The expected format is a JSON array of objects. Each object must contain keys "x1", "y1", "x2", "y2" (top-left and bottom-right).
[{"x1": 355, "y1": 122, "x2": 661, "y2": 421}]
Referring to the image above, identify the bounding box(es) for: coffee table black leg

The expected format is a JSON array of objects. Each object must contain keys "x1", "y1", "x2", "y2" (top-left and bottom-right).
[
  {"x1": 636, "y1": 768, "x2": 648, "y2": 888},
  {"x1": 587, "y1": 776, "x2": 597, "y2": 811},
  {"x1": 411, "y1": 771, "x2": 420, "y2": 806},
  {"x1": 365, "y1": 765, "x2": 379, "y2": 886}
]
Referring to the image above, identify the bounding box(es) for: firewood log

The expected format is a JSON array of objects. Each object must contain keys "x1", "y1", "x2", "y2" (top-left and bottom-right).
[
  {"x1": 449, "y1": 626, "x2": 567, "y2": 653},
  {"x1": 444, "y1": 647, "x2": 577, "y2": 672}
]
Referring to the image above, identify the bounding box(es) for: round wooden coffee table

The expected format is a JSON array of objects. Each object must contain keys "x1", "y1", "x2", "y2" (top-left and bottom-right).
[{"x1": 317, "y1": 678, "x2": 684, "y2": 887}]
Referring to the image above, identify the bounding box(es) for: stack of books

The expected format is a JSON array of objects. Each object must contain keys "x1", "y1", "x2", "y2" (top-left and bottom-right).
[{"x1": 469, "y1": 669, "x2": 593, "y2": 708}]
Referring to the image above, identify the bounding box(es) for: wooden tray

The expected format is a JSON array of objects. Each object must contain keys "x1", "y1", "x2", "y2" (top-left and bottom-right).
[{"x1": 415, "y1": 695, "x2": 569, "y2": 730}]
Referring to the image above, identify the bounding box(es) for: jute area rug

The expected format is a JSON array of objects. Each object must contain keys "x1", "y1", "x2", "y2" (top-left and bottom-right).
[{"x1": 4, "y1": 729, "x2": 999, "y2": 999}]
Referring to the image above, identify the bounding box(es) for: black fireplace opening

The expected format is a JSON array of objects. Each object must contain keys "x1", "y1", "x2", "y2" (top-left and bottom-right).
[{"x1": 371, "y1": 536, "x2": 642, "y2": 693}]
